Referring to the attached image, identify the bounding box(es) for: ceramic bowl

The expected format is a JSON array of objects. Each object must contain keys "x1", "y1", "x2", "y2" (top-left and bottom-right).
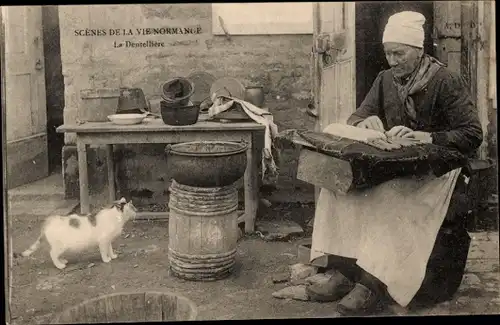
[{"x1": 107, "y1": 113, "x2": 146, "y2": 125}]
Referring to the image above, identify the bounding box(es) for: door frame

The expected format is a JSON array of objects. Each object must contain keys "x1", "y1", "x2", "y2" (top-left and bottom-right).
[
  {"x1": 1, "y1": 7, "x2": 13, "y2": 323},
  {"x1": 311, "y1": 2, "x2": 357, "y2": 204},
  {"x1": 3, "y1": 6, "x2": 49, "y2": 189}
]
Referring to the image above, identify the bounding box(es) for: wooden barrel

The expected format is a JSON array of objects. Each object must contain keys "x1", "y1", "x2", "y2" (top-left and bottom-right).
[
  {"x1": 168, "y1": 180, "x2": 239, "y2": 281},
  {"x1": 52, "y1": 291, "x2": 197, "y2": 323}
]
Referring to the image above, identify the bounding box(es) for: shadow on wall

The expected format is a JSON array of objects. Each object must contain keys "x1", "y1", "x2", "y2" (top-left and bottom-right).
[{"x1": 42, "y1": 5, "x2": 65, "y2": 173}]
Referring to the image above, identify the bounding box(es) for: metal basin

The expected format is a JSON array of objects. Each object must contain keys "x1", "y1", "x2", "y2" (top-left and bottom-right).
[
  {"x1": 52, "y1": 290, "x2": 198, "y2": 323},
  {"x1": 165, "y1": 141, "x2": 248, "y2": 187}
]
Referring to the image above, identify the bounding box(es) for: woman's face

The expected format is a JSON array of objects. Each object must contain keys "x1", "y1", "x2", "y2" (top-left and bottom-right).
[{"x1": 383, "y1": 42, "x2": 423, "y2": 78}]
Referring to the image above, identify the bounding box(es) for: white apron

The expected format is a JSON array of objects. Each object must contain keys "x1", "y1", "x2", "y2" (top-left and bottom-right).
[{"x1": 309, "y1": 125, "x2": 461, "y2": 307}]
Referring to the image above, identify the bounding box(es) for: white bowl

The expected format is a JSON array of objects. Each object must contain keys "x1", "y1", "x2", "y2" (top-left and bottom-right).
[{"x1": 107, "y1": 113, "x2": 146, "y2": 125}]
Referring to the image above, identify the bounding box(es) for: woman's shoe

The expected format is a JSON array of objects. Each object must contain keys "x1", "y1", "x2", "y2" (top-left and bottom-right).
[
  {"x1": 336, "y1": 283, "x2": 384, "y2": 316},
  {"x1": 306, "y1": 270, "x2": 355, "y2": 302}
]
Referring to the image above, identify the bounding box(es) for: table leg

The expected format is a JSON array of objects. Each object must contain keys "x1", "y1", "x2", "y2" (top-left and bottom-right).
[
  {"x1": 77, "y1": 141, "x2": 90, "y2": 215},
  {"x1": 244, "y1": 135, "x2": 259, "y2": 233},
  {"x1": 105, "y1": 144, "x2": 116, "y2": 202}
]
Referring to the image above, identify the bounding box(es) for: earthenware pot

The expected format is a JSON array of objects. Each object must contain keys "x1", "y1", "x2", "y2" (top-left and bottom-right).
[{"x1": 244, "y1": 86, "x2": 265, "y2": 107}]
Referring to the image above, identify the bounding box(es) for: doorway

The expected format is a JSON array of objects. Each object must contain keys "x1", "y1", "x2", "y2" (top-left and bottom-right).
[
  {"x1": 42, "y1": 6, "x2": 65, "y2": 174},
  {"x1": 355, "y1": 1, "x2": 435, "y2": 106}
]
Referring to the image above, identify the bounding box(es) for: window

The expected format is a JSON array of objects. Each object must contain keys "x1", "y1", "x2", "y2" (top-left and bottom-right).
[{"x1": 212, "y1": 3, "x2": 313, "y2": 35}]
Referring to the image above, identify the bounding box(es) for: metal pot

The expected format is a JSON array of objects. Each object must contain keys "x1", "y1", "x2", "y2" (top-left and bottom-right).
[
  {"x1": 161, "y1": 78, "x2": 195, "y2": 106},
  {"x1": 165, "y1": 141, "x2": 248, "y2": 187},
  {"x1": 244, "y1": 86, "x2": 265, "y2": 107},
  {"x1": 116, "y1": 88, "x2": 149, "y2": 114},
  {"x1": 160, "y1": 101, "x2": 201, "y2": 126}
]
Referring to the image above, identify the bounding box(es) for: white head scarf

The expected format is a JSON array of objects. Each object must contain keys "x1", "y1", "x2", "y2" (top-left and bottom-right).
[{"x1": 382, "y1": 11, "x2": 426, "y2": 48}]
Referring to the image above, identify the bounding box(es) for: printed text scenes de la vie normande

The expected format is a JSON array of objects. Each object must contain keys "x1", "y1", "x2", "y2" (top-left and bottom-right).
[{"x1": 74, "y1": 27, "x2": 203, "y2": 48}]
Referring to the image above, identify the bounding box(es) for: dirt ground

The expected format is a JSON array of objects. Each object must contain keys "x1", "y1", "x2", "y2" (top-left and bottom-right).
[
  {"x1": 8, "y1": 211, "x2": 328, "y2": 324},
  {"x1": 7, "y1": 203, "x2": 500, "y2": 324}
]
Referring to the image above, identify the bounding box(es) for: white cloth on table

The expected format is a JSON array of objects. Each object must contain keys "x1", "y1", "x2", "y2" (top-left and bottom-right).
[{"x1": 208, "y1": 96, "x2": 279, "y2": 178}]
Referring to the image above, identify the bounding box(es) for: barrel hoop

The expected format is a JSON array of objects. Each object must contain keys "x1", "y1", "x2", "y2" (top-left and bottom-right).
[
  {"x1": 169, "y1": 195, "x2": 238, "y2": 212},
  {"x1": 169, "y1": 204, "x2": 238, "y2": 217},
  {"x1": 168, "y1": 257, "x2": 236, "y2": 270},
  {"x1": 169, "y1": 262, "x2": 236, "y2": 276},
  {"x1": 169, "y1": 267, "x2": 234, "y2": 279},
  {"x1": 170, "y1": 264, "x2": 234, "y2": 274},
  {"x1": 168, "y1": 251, "x2": 236, "y2": 267},
  {"x1": 169, "y1": 195, "x2": 238, "y2": 207},
  {"x1": 170, "y1": 267, "x2": 233, "y2": 281},
  {"x1": 168, "y1": 248, "x2": 237, "y2": 261},
  {"x1": 169, "y1": 201, "x2": 237, "y2": 213},
  {"x1": 169, "y1": 259, "x2": 235, "y2": 274},
  {"x1": 169, "y1": 192, "x2": 237, "y2": 203},
  {"x1": 169, "y1": 201, "x2": 238, "y2": 215},
  {"x1": 169, "y1": 180, "x2": 239, "y2": 216},
  {"x1": 169, "y1": 185, "x2": 238, "y2": 200},
  {"x1": 171, "y1": 180, "x2": 238, "y2": 193},
  {"x1": 169, "y1": 256, "x2": 235, "y2": 270}
]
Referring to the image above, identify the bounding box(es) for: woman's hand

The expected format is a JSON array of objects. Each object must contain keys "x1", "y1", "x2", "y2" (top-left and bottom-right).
[
  {"x1": 386, "y1": 125, "x2": 413, "y2": 137},
  {"x1": 357, "y1": 116, "x2": 385, "y2": 132},
  {"x1": 402, "y1": 131, "x2": 433, "y2": 143}
]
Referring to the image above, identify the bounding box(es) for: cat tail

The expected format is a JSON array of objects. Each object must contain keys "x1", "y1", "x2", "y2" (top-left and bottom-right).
[{"x1": 14, "y1": 233, "x2": 44, "y2": 258}]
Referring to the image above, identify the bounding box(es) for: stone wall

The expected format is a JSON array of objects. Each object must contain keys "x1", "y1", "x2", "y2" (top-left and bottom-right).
[{"x1": 59, "y1": 4, "x2": 315, "y2": 205}]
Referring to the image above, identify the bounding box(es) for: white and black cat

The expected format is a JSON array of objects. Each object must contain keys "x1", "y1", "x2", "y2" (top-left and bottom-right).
[{"x1": 14, "y1": 197, "x2": 137, "y2": 269}]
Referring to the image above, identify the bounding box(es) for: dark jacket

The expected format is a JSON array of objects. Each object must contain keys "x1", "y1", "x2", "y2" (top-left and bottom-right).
[{"x1": 346, "y1": 67, "x2": 483, "y2": 155}]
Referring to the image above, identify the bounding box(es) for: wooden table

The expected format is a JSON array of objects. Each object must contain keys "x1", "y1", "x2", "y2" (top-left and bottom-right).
[{"x1": 57, "y1": 117, "x2": 265, "y2": 233}]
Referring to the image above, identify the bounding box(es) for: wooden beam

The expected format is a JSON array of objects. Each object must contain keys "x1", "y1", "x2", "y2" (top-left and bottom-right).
[
  {"x1": 488, "y1": 2, "x2": 496, "y2": 109},
  {"x1": 433, "y1": 1, "x2": 462, "y2": 74},
  {"x1": 461, "y1": 1, "x2": 478, "y2": 100},
  {"x1": 312, "y1": 1, "x2": 321, "y2": 129},
  {"x1": 461, "y1": 1, "x2": 489, "y2": 159},
  {"x1": 476, "y1": 1, "x2": 490, "y2": 159},
  {"x1": 1, "y1": 7, "x2": 12, "y2": 323},
  {"x1": 312, "y1": 2, "x2": 321, "y2": 206}
]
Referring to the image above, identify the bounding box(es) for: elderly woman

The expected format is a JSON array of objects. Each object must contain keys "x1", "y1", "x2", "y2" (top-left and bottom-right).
[{"x1": 306, "y1": 11, "x2": 483, "y2": 315}]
